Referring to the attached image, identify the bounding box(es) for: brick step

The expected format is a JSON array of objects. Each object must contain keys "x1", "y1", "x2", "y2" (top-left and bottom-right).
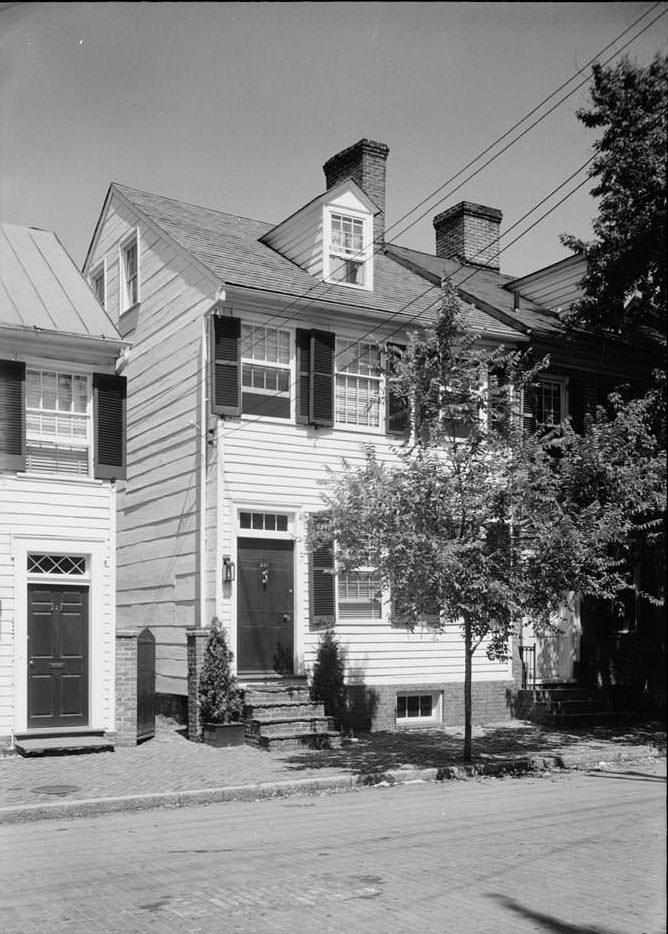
[
  {"x1": 14, "y1": 733, "x2": 114, "y2": 756},
  {"x1": 246, "y1": 717, "x2": 335, "y2": 738},
  {"x1": 243, "y1": 687, "x2": 312, "y2": 705},
  {"x1": 249, "y1": 731, "x2": 342, "y2": 752},
  {"x1": 244, "y1": 702, "x2": 326, "y2": 721}
]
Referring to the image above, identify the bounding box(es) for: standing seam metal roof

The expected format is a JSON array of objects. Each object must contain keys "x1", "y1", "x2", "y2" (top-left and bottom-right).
[{"x1": 0, "y1": 222, "x2": 122, "y2": 341}]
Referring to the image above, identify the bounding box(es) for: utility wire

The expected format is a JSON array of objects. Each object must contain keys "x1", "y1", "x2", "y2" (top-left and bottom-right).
[{"x1": 126, "y1": 10, "x2": 664, "y2": 423}]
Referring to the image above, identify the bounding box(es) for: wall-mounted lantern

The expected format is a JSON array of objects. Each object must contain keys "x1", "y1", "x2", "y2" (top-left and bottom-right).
[{"x1": 222, "y1": 556, "x2": 235, "y2": 583}]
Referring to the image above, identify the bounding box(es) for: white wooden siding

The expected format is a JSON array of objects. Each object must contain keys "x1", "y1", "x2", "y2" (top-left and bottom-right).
[
  {"x1": 0, "y1": 474, "x2": 115, "y2": 735},
  {"x1": 219, "y1": 418, "x2": 512, "y2": 685},
  {"x1": 86, "y1": 193, "x2": 217, "y2": 696}
]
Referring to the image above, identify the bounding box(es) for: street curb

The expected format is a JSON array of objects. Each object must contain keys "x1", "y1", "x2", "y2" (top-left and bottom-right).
[{"x1": 0, "y1": 746, "x2": 663, "y2": 824}]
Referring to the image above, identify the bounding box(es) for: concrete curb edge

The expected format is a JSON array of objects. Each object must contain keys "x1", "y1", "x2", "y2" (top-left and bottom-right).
[{"x1": 1, "y1": 746, "x2": 663, "y2": 824}]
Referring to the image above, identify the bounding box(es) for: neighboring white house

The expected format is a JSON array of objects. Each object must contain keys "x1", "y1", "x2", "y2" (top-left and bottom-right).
[
  {"x1": 0, "y1": 222, "x2": 127, "y2": 751},
  {"x1": 82, "y1": 139, "x2": 653, "y2": 733}
]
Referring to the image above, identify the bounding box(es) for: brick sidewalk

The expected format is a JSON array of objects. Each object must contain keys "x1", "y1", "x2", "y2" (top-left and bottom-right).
[{"x1": 0, "y1": 717, "x2": 664, "y2": 818}]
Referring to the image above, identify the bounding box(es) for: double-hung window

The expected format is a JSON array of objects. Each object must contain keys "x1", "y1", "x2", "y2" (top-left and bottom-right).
[
  {"x1": 25, "y1": 369, "x2": 91, "y2": 475},
  {"x1": 328, "y1": 213, "x2": 366, "y2": 287},
  {"x1": 338, "y1": 569, "x2": 382, "y2": 619},
  {"x1": 335, "y1": 339, "x2": 382, "y2": 428},
  {"x1": 522, "y1": 378, "x2": 565, "y2": 432},
  {"x1": 241, "y1": 324, "x2": 291, "y2": 418},
  {"x1": 121, "y1": 236, "x2": 139, "y2": 311},
  {"x1": 91, "y1": 264, "x2": 106, "y2": 308}
]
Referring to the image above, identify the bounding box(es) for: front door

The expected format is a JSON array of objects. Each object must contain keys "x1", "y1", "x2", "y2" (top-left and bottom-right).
[
  {"x1": 237, "y1": 538, "x2": 294, "y2": 676},
  {"x1": 27, "y1": 584, "x2": 89, "y2": 728}
]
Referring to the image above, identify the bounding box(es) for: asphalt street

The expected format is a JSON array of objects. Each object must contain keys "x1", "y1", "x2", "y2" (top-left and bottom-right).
[{"x1": 1, "y1": 759, "x2": 665, "y2": 934}]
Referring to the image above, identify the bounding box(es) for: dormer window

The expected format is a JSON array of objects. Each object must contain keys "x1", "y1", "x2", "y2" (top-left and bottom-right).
[{"x1": 325, "y1": 209, "x2": 371, "y2": 289}]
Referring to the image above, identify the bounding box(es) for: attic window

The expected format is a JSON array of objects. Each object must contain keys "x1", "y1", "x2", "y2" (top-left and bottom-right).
[{"x1": 328, "y1": 213, "x2": 367, "y2": 287}]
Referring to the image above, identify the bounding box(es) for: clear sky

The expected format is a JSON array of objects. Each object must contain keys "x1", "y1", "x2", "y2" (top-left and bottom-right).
[{"x1": 1, "y1": 1, "x2": 666, "y2": 277}]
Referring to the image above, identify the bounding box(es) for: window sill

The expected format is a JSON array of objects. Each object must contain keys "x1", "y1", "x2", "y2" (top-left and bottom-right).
[
  {"x1": 120, "y1": 301, "x2": 140, "y2": 317},
  {"x1": 14, "y1": 471, "x2": 105, "y2": 486},
  {"x1": 323, "y1": 278, "x2": 371, "y2": 292}
]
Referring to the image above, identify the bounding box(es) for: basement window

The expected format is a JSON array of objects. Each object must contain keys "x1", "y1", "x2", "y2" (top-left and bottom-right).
[{"x1": 396, "y1": 692, "x2": 442, "y2": 724}]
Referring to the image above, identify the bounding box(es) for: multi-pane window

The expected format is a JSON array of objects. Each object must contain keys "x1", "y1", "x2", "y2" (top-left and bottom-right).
[
  {"x1": 91, "y1": 267, "x2": 105, "y2": 307},
  {"x1": 122, "y1": 239, "x2": 138, "y2": 309},
  {"x1": 396, "y1": 694, "x2": 434, "y2": 720},
  {"x1": 25, "y1": 370, "x2": 90, "y2": 475},
  {"x1": 329, "y1": 213, "x2": 365, "y2": 286},
  {"x1": 335, "y1": 340, "x2": 381, "y2": 428},
  {"x1": 239, "y1": 512, "x2": 289, "y2": 532},
  {"x1": 241, "y1": 325, "x2": 291, "y2": 418},
  {"x1": 338, "y1": 570, "x2": 382, "y2": 619},
  {"x1": 523, "y1": 379, "x2": 564, "y2": 430}
]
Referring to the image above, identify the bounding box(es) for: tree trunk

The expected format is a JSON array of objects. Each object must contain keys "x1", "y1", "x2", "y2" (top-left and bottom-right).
[{"x1": 464, "y1": 620, "x2": 472, "y2": 762}]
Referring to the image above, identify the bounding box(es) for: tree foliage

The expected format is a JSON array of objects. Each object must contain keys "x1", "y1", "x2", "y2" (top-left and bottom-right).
[
  {"x1": 198, "y1": 618, "x2": 244, "y2": 726},
  {"x1": 314, "y1": 283, "x2": 665, "y2": 759},
  {"x1": 561, "y1": 55, "x2": 667, "y2": 335},
  {"x1": 310, "y1": 628, "x2": 347, "y2": 729}
]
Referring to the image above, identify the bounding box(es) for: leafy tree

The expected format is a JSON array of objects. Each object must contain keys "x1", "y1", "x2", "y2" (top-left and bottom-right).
[
  {"x1": 313, "y1": 283, "x2": 665, "y2": 760},
  {"x1": 561, "y1": 54, "x2": 667, "y2": 335}
]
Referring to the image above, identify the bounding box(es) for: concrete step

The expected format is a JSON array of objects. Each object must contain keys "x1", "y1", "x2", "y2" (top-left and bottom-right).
[
  {"x1": 246, "y1": 717, "x2": 335, "y2": 738},
  {"x1": 14, "y1": 733, "x2": 114, "y2": 756},
  {"x1": 245, "y1": 702, "x2": 326, "y2": 721},
  {"x1": 250, "y1": 731, "x2": 342, "y2": 752}
]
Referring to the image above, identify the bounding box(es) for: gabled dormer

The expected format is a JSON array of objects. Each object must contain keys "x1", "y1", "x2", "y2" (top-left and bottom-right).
[{"x1": 260, "y1": 139, "x2": 390, "y2": 293}]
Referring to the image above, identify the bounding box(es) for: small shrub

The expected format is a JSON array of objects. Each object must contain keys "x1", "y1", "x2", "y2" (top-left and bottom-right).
[
  {"x1": 272, "y1": 642, "x2": 293, "y2": 676},
  {"x1": 198, "y1": 619, "x2": 244, "y2": 726},
  {"x1": 310, "y1": 628, "x2": 346, "y2": 728}
]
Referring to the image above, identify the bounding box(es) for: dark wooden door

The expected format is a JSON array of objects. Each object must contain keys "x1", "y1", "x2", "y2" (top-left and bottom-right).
[
  {"x1": 137, "y1": 628, "x2": 156, "y2": 742},
  {"x1": 28, "y1": 584, "x2": 88, "y2": 728},
  {"x1": 237, "y1": 538, "x2": 294, "y2": 675}
]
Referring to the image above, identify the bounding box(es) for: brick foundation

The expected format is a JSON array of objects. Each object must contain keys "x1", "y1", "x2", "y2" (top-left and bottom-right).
[
  {"x1": 346, "y1": 679, "x2": 515, "y2": 733},
  {"x1": 115, "y1": 630, "x2": 138, "y2": 747},
  {"x1": 186, "y1": 627, "x2": 210, "y2": 742}
]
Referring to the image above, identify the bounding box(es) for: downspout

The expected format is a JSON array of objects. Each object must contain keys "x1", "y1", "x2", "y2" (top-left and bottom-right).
[{"x1": 199, "y1": 313, "x2": 208, "y2": 629}]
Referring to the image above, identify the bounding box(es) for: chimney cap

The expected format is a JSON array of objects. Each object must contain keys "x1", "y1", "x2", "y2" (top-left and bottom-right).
[
  {"x1": 323, "y1": 138, "x2": 390, "y2": 173},
  {"x1": 433, "y1": 201, "x2": 502, "y2": 227}
]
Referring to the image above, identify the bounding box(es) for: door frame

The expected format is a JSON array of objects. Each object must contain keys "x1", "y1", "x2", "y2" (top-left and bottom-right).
[
  {"x1": 12, "y1": 533, "x2": 108, "y2": 733},
  {"x1": 27, "y1": 581, "x2": 90, "y2": 729},
  {"x1": 226, "y1": 507, "x2": 303, "y2": 677}
]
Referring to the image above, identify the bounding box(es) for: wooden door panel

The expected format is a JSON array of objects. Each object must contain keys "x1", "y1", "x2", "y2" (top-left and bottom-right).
[
  {"x1": 237, "y1": 538, "x2": 294, "y2": 674},
  {"x1": 28, "y1": 585, "x2": 89, "y2": 728}
]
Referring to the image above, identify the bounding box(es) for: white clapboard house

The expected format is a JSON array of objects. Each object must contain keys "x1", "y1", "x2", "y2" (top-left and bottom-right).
[
  {"x1": 0, "y1": 222, "x2": 127, "y2": 753},
  {"x1": 81, "y1": 140, "x2": 654, "y2": 738}
]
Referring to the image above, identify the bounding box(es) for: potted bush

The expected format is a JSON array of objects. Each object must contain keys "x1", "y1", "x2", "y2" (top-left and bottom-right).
[{"x1": 198, "y1": 618, "x2": 246, "y2": 747}]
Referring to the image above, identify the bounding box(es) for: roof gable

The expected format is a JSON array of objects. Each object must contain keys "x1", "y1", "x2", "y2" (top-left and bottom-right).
[{"x1": 0, "y1": 222, "x2": 123, "y2": 343}]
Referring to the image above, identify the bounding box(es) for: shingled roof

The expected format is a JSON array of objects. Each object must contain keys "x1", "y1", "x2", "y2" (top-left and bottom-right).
[
  {"x1": 110, "y1": 184, "x2": 524, "y2": 341},
  {"x1": 384, "y1": 243, "x2": 564, "y2": 338}
]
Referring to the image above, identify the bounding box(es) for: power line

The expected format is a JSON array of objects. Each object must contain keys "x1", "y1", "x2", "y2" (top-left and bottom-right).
[
  {"x1": 219, "y1": 160, "x2": 597, "y2": 441},
  {"x1": 125, "y1": 10, "x2": 665, "y2": 424}
]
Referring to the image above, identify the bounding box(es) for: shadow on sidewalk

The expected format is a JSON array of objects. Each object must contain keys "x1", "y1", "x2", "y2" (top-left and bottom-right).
[
  {"x1": 487, "y1": 893, "x2": 619, "y2": 934},
  {"x1": 276, "y1": 720, "x2": 666, "y2": 776}
]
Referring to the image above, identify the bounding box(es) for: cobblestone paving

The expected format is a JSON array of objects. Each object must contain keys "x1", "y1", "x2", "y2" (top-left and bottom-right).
[{"x1": 0, "y1": 717, "x2": 664, "y2": 812}]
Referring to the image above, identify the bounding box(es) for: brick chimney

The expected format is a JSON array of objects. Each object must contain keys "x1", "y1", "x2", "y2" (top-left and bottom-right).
[
  {"x1": 323, "y1": 139, "x2": 390, "y2": 245},
  {"x1": 433, "y1": 201, "x2": 502, "y2": 270}
]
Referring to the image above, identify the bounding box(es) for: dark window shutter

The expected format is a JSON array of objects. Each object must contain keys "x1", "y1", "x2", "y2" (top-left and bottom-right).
[
  {"x1": 385, "y1": 343, "x2": 409, "y2": 436},
  {"x1": 569, "y1": 378, "x2": 585, "y2": 434},
  {"x1": 94, "y1": 373, "x2": 126, "y2": 480},
  {"x1": 522, "y1": 385, "x2": 539, "y2": 434},
  {"x1": 0, "y1": 359, "x2": 26, "y2": 471},
  {"x1": 310, "y1": 536, "x2": 335, "y2": 628},
  {"x1": 295, "y1": 328, "x2": 311, "y2": 425},
  {"x1": 310, "y1": 330, "x2": 335, "y2": 427},
  {"x1": 210, "y1": 315, "x2": 241, "y2": 416}
]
